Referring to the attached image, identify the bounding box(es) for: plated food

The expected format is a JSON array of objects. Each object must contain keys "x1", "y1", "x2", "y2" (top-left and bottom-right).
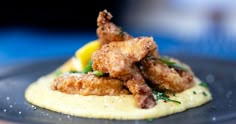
[{"x1": 25, "y1": 9, "x2": 212, "y2": 120}]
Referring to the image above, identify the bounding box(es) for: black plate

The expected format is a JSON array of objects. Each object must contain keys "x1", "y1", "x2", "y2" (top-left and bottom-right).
[{"x1": 0, "y1": 55, "x2": 236, "y2": 124}]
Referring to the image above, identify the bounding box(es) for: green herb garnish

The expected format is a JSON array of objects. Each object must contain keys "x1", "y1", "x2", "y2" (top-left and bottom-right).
[
  {"x1": 173, "y1": 93, "x2": 176, "y2": 97},
  {"x1": 69, "y1": 70, "x2": 85, "y2": 74},
  {"x1": 202, "y1": 92, "x2": 208, "y2": 96},
  {"x1": 119, "y1": 30, "x2": 124, "y2": 38},
  {"x1": 83, "y1": 60, "x2": 93, "y2": 74},
  {"x1": 146, "y1": 118, "x2": 153, "y2": 122},
  {"x1": 159, "y1": 57, "x2": 188, "y2": 72},
  {"x1": 69, "y1": 70, "x2": 79, "y2": 73},
  {"x1": 193, "y1": 91, "x2": 197, "y2": 95},
  {"x1": 54, "y1": 71, "x2": 63, "y2": 77},
  {"x1": 199, "y1": 81, "x2": 209, "y2": 89},
  {"x1": 93, "y1": 71, "x2": 104, "y2": 77},
  {"x1": 153, "y1": 90, "x2": 181, "y2": 104},
  {"x1": 159, "y1": 57, "x2": 176, "y2": 66},
  {"x1": 171, "y1": 63, "x2": 189, "y2": 72}
]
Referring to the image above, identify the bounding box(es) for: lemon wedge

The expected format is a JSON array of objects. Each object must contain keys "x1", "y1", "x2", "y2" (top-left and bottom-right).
[
  {"x1": 75, "y1": 40, "x2": 100, "y2": 70},
  {"x1": 57, "y1": 40, "x2": 100, "y2": 73}
]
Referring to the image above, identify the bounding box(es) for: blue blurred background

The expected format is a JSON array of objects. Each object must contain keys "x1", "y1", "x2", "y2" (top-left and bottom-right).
[{"x1": 1, "y1": 0, "x2": 236, "y2": 66}]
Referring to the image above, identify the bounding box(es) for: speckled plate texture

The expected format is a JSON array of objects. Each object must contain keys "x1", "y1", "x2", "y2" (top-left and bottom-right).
[{"x1": 0, "y1": 54, "x2": 235, "y2": 124}]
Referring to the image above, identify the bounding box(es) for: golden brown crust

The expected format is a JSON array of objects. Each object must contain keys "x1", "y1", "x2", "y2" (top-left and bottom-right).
[
  {"x1": 51, "y1": 9, "x2": 196, "y2": 109},
  {"x1": 140, "y1": 56, "x2": 194, "y2": 93},
  {"x1": 92, "y1": 37, "x2": 157, "y2": 108},
  {"x1": 52, "y1": 73, "x2": 129, "y2": 96},
  {"x1": 96, "y1": 9, "x2": 132, "y2": 45},
  {"x1": 124, "y1": 65, "x2": 156, "y2": 109},
  {"x1": 92, "y1": 37, "x2": 157, "y2": 78}
]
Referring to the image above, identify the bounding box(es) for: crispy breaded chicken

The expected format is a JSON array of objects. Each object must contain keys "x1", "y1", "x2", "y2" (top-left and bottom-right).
[
  {"x1": 52, "y1": 9, "x2": 196, "y2": 109},
  {"x1": 124, "y1": 65, "x2": 156, "y2": 108},
  {"x1": 140, "y1": 55, "x2": 194, "y2": 93},
  {"x1": 52, "y1": 73, "x2": 129, "y2": 96},
  {"x1": 92, "y1": 37, "x2": 157, "y2": 108},
  {"x1": 97, "y1": 9, "x2": 132, "y2": 45},
  {"x1": 92, "y1": 37, "x2": 157, "y2": 78}
]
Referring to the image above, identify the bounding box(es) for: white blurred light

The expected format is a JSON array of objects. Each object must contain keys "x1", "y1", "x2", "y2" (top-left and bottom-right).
[{"x1": 121, "y1": 0, "x2": 236, "y2": 40}]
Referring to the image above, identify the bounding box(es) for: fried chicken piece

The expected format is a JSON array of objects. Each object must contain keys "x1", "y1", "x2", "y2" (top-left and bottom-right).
[
  {"x1": 52, "y1": 73, "x2": 129, "y2": 96},
  {"x1": 92, "y1": 37, "x2": 157, "y2": 78},
  {"x1": 92, "y1": 37, "x2": 157, "y2": 108},
  {"x1": 97, "y1": 9, "x2": 132, "y2": 45},
  {"x1": 140, "y1": 55, "x2": 194, "y2": 93},
  {"x1": 124, "y1": 65, "x2": 156, "y2": 108}
]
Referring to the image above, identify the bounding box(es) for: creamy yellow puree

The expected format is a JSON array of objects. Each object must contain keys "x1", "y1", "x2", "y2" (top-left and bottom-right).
[{"x1": 25, "y1": 72, "x2": 212, "y2": 120}]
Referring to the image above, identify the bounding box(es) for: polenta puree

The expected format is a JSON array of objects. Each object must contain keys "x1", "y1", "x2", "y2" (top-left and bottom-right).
[{"x1": 25, "y1": 73, "x2": 212, "y2": 120}]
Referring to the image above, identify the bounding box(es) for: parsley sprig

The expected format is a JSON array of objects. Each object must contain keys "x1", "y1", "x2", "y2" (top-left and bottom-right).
[
  {"x1": 92, "y1": 71, "x2": 104, "y2": 77},
  {"x1": 199, "y1": 81, "x2": 209, "y2": 89},
  {"x1": 152, "y1": 90, "x2": 181, "y2": 104},
  {"x1": 54, "y1": 71, "x2": 63, "y2": 77},
  {"x1": 81, "y1": 60, "x2": 105, "y2": 77},
  {"x1": 83, "y1": 60, "x2": 93, "y2": 74},
  {"x1": 159, "y1": 57, "x2": 189, "y2": 72}
]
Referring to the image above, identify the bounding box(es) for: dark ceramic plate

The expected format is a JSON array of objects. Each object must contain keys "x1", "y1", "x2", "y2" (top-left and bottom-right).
[{"x1": 0, "y1": 55, "x2": 236, "y2": 124}]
